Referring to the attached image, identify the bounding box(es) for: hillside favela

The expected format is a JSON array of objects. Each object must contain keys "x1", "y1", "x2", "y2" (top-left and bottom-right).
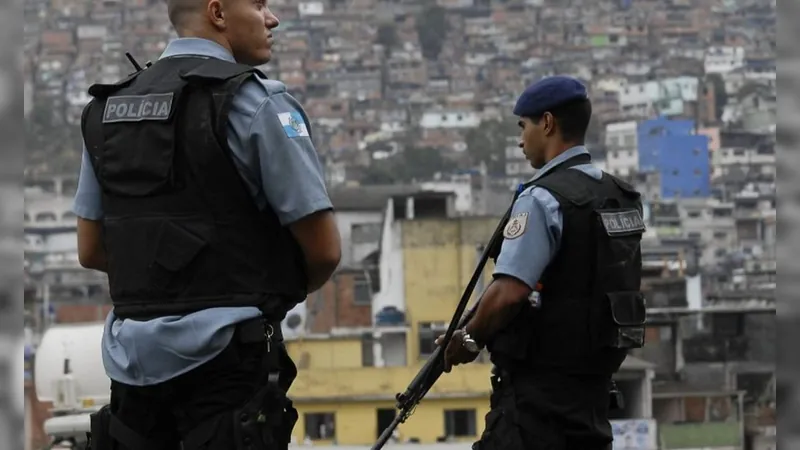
[{"x1": 22, "y1": 0, "x2": 776, "y2": 448}]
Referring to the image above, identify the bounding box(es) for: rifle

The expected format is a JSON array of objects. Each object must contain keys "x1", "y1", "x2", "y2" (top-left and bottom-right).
[{"x1": 371, "y1": 203, "x2": 515, "y2": 450}]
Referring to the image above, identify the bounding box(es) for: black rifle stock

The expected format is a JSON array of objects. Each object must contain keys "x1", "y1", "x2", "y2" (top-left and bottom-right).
[{"x1": 371, "y1": 205, "x2": 514, "y2": 450}]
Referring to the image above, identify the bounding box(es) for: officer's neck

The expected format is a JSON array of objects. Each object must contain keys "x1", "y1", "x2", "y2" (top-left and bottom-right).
[{"x1": 543, "y1": 141, "x2": 582, "y2": 165}]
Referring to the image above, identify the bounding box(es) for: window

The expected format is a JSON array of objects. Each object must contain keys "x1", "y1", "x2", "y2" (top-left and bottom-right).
[
  {"x1": 376, "y1": 409, "x2": 396, "y2": 438},
  {"x1": 624, "y1": 134, "x2": 635, "y2": 147},
  {"x1": 712, "y1": 314, "x2": 744, "y2": 337},
  {"x1": 444, "y1": 409, "x2": 477, "y2": 437},
  {"x1": 353, "y1": 273, "x2": 372, "y2": 306},
  {"x1": 713, "y1": 208, "x2": 732, "y2": 218},
  {"x1": 361, "y1": 333, "x2": 374, "y2": 367},
  {"x1": 35, "y1": 212, "x2": 57, "y2": 222},
  {"x1": 418, "y1": 322, "x2": 446, "y2": 358},
  {"x1": 687, "y1": 211, "x2": 701, "y2": 219},
  {"x1": 687, "y1": 232, "x2": 701, "y2": 240},
  {"x1": 304, "y1": 412, "x2": 336, "y2": 440},
  {"x1": 713, "y1": 231, "x2": 727, "y2": 240}
]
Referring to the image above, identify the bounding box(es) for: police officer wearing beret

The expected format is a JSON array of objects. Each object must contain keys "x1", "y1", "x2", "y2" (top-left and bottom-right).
[
  {"x1": 72, "y1": 0, "x2": 341, "y2": 448},
  {"x1": 436, "y1": 76, "x2": 647, "y2": 450}
]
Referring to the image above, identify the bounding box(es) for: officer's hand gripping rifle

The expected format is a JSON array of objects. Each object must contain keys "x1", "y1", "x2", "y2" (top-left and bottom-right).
[{"x1": 371, "y1": 204, "x2": 514, "y2": 450}]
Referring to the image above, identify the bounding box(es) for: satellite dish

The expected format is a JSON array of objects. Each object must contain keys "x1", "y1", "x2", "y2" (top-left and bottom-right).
[{"x1": 285, "y1": 313, "x2": 303, "y2": 330}]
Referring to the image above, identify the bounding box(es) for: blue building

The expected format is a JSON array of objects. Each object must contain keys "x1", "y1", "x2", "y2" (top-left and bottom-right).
[{"x1": 637, "y1": 116, "x2": 710, "y2": 199}]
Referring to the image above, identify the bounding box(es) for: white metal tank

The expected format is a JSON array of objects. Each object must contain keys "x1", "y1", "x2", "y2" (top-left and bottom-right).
[{"x1": 34, "y1": 322, "x2": 109, "y2": 412}]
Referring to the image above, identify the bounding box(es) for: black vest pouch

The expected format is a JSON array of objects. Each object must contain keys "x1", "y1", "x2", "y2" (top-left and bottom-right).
[
  {"x1": 91, "y1": 82, "x2": 184, "y2": 198},
  {"x1": 601, "y1": 291, "x2": 646, "y2": 349},
  {"x1": 591, "y1": 206, "x2": 647, "y2": 350},
  {"x1": 148, "y1": 220, "x2": 213, "y2": 292}
]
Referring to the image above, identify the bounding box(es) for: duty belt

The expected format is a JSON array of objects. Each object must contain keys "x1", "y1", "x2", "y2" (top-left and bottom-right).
[{"x1": 236, "y1": 317, "x2": 283, "y2": 345}]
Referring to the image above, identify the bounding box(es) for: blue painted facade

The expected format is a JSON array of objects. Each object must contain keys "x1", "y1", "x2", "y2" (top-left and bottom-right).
[{"x1": 637, "y1": 116, "x2": 710, "y2": 199}]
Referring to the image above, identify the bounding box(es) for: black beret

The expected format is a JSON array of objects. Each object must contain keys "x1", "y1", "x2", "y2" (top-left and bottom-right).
[{"x1": 513, "y1": 75, "x2": 588, "y2": 117}]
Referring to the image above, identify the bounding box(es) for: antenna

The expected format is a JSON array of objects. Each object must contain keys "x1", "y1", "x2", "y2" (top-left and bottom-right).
[{"x1": 125, "y1": 52, "x2": 143, "y2": 71}]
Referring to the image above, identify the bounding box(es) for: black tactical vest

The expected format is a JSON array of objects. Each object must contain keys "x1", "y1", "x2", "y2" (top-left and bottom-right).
[
  {"x1": 81, "y1": 56, "x2": 308, "y2": 320},
  {"x1": 488, "y1": 154, "x2": 647, "y2": 377}
]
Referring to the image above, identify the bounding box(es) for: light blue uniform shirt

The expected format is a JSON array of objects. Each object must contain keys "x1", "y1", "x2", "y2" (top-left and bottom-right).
[
  {"x1": 72, "y1": 38, "x2": 332, "y2": 386},
  {"x1": 493, "y1": 146, "x2": 602, "y2": 290}
]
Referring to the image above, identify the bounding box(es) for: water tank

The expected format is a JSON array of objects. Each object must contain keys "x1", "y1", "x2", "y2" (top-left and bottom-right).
[
  {"x1": 375, "y1": 306, "x2": 406, "y2": 326},
  {"x1": 34, "y1": 322, "x2": 108, "y2": 411}
]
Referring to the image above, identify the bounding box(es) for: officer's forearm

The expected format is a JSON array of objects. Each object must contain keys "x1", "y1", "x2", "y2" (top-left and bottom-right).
[{"x1": 465, "y1": 277, "x2": 529, "y2": 345}]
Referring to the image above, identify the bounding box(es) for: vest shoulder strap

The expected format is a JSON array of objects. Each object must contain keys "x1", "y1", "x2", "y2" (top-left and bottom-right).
[
  {"x1": 179, "y1": 59, "x2": 266, "y2": 84},
  {"x1": 87, "y1": 71, "x2": 142, "y2": 98},
  {"x1": 177, "y1": 60, "x2": 267, "y2": 146},
  {"x1": 607, "y1": 173, "x2": 642, "y2": 200},
  {"x1": 533, "y1": 169, "x2": 597, "y2": 207}
]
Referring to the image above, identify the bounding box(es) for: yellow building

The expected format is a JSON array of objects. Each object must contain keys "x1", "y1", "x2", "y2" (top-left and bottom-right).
[{"x1": 285, "y1": 193, "x2": 500, "y2": 446}]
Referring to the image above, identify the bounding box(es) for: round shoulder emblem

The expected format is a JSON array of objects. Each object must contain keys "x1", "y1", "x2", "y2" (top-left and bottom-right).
[{"x1": 503, "y1": 212, "x2": 529, "y2": 239}]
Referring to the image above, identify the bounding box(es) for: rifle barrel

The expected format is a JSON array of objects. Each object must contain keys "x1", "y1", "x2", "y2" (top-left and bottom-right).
[
  {"x1": 370, "y1": 204, "x2": 514, "y2": 450},
  {"x1": 372, "y1": 414, "x2": 405, "y2": 450}
]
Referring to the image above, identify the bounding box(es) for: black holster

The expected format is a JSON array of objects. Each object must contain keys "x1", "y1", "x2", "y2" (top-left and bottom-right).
[
  {"x1": 609, "y1": 380, "x2": 625, "y2": 410},
  {"x1": 89, "y1": 404, "x2": 170, "y2": 450},
  {"x1": 180, "y1": 374, "x2": 298, "y2": 450},
  {"x1": 473, "y1": 374, "x2": 528, "y2": 450},
  {"x1": 88, "y1": 405, "x2": 114, "y2": 450}
]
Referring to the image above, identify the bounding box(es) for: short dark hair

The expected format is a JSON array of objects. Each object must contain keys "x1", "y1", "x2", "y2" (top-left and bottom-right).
[
  {"x1": 530, "y1": 97, "x2": 592, "y2": 143},
  {"x1": 167, "y1": 0, "x2": 196, "y2": 31}
]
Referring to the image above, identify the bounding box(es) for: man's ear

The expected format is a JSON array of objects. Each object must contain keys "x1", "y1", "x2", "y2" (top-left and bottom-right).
[
  {"x1": 543, "y1": 112, "x2": 556, "y2": 137},
  {"x1": 207, "y1": 0, "x2": 227, "y2": 30}
]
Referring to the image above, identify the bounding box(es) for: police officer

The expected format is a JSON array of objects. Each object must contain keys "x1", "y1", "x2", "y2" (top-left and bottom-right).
[
  {"x1": 72, "y1": 0, "x2": 341, "y2": 448},
  {"x1": 436, "y1": 76, "x2": 647, "y2": 450}
]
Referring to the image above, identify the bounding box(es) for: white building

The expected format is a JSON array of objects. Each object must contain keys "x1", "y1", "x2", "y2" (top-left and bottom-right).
[
  {"x1": 713, "y1": 146, "x2": 776, "y2": 180},
  {"x1": 419, "y1": 111, "x2": 481, "y2": 129},
  {"x1": 618, "y1": 77, "x2": 699, "y2": 117},
  {"x1": 604, "y1": 121, "x2": 638, "y2": 178},
  {"x1": 704, "y1": 46, "x2": 746, "y2": 74}
]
